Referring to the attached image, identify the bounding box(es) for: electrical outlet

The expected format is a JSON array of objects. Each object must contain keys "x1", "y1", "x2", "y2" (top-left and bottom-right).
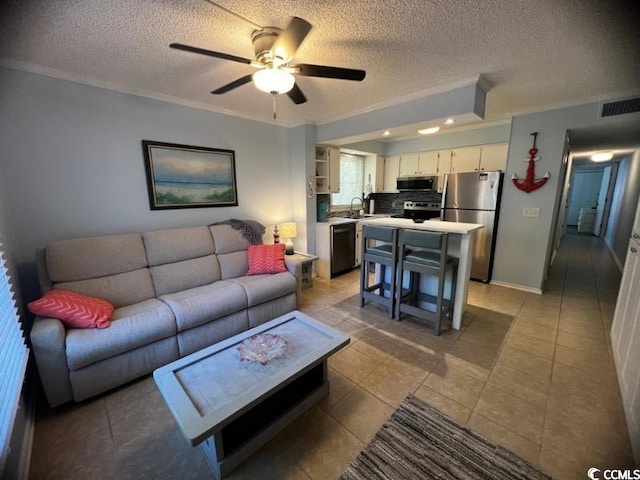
[{"x1": 522, "y1": 207, "x2": 540, "y2": 218}]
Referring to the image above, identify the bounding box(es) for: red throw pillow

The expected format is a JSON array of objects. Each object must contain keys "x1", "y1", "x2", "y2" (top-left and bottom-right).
[
  {"x1": 247, "y1": 244, "x2": 288, "y2": 275},
  {"x1": 28, "y1": 289, "x2": 114, "y2": 329}
]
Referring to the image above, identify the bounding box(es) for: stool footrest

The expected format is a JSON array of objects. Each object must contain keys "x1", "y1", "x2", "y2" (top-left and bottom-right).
[{"x1": 398, "y1": 290, "x2": 454, "y2": 314}]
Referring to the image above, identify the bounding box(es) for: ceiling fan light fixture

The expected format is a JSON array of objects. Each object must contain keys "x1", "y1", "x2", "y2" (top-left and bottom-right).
[
  {"x1": 252, "y1": 68, "x2": 295, "y2": 94},
  {"x1": 590, "y1": 151, "x2": 613, "y2": 162}
]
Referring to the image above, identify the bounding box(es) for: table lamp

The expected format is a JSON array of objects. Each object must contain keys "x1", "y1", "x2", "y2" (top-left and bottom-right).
[{"x1": 279, "y1": 222, "x2": 297, "y2": 255}]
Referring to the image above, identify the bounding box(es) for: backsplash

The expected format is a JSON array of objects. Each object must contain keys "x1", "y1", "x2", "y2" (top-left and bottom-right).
[{"x1": 316, "y1": 191, "x2": 442, "y2": 219}]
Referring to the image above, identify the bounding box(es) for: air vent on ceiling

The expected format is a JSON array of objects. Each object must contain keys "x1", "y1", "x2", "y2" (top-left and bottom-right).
[{"x1": 601, "y1": 97, "x2": 640, "y2": 117}]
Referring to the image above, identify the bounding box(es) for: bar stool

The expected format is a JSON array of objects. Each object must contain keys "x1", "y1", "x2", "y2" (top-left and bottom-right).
[
  {"x1": 395, "y1": 229, "x2": 458, "y2": 335},
  {"x1": 359, "y1": 225, "x2": 399, "y2": 318}
]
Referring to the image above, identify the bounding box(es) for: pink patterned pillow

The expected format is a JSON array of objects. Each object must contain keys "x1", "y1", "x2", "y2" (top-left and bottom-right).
[
  {"x1": 247, "y1": 244, "x2": 288, "y2": 275},
  {"x1": 28, "y1": 289, "x2": 114, "y2": 329}
]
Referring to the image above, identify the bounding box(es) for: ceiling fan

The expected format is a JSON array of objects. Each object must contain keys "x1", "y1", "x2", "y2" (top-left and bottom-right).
[{"x1": 170, "y1": 17, "x2": 366, "y2": 107}]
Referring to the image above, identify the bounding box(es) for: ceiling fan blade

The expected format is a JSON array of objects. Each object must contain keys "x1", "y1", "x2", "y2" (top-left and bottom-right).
[
  {"x1": 211, "y1": 74, "x2": 254, "y2": 94},
  {"x1": 271, "y1": 17, "x2": 312, "y2": 63},
  {"x1": 294, "y1": 63, "x2": 366, "y2": 81},
  {"x1": 287, "y1": 83, "x2": 307, "y2": 105},
  {"x1": 170, "y1": 43, "x2": 254, "y2": 65}
]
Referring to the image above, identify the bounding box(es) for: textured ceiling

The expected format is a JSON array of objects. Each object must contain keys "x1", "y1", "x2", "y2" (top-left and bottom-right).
[{"x1": 1, "y1": 0, "x2": 639, "y2": 136}]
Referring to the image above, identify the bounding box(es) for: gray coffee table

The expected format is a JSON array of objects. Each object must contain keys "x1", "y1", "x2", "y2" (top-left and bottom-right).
[{"x1": 153, "y1": 310, "x2": 350, "y2": 478}]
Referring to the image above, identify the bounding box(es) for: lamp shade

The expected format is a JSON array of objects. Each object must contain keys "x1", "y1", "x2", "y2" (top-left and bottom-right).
[
  {"x1": 279, "y1": 222, "x2": 297, "y2": 239},
  {"x1": 252, "y1": 69, "x2": 295, "y2": 94}
]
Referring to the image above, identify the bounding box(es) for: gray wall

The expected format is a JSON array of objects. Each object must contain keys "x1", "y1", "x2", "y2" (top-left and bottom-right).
[
  {"x1": 492, "y1": 103, "x2": 639, "y2": 292},
  {"x1": 0, "y1": 67, "x2": 298, "y2": 301},
  {"x1": 605, "y1": 151, "x2": 640, "y2": 266}
]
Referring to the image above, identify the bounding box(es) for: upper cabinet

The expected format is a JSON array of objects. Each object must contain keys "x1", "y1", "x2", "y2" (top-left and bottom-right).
[
  {"x1": 382, "y1": 155, "x2": 400, "y2": 192},
  {"x1": 450, "y1": 146, "x2": 482, "y2": 173},
  {"x1": 315, "y1": 145, "x2": 341, "y2": 194},
  {"x1": 399, "y1": 153, "x2": 420, "y2": 176},
  {"x1": 479, "y1": 144, "x2": 509, "y2": 171},
  {"x1": 448, "y1": 144, "x2": 508, "y2": 173},
  {"x1": 436, "y1": 150, "x2": 452, "y2": 175},
  {"x1": 363, "y1": 155, "x2": 385, "y2": 193},
  {"x1": 399, "y1": 151, "x2": 444, "y2": 176}
]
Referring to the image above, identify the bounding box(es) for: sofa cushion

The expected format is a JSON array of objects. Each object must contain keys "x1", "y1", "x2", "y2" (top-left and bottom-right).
[
  {"x1": 65, "y1": 299, "x2": 176, "y2": 370},
  {"x1": 143, "y1": 226, "x2": 215, "y2": 266},
  {"x1": 28, "y1": 289, "x2": 114, "y2": 329},
  {"x1": 55, "y1": 268, "x2": 156, "y2": 309},
  {"x1": 209, "y1": 224, "x2": 250, "y2": 254},
  {"x1": 247, "y1": 244, "x2": 288, "y2": 275},
  {"x1": 159, "y1": 281, "x2": 248, "y2": 332},
  {"x1": 218, "y1": 251, "x2": 249, "y2": 280},
  {"x1": 46, "y1": 234, "x2": 147, "y2": 282},
  {"x1": 150, "y1": 254, "x2": 221, "y2": 296},
  {"x1": 229, "y1": 272, "x2": 296, "y2": 307}
]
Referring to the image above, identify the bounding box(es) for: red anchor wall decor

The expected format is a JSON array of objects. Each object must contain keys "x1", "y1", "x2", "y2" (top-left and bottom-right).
[{"x1": 512, "y1": 132, "x2": 550, "y2": 193}]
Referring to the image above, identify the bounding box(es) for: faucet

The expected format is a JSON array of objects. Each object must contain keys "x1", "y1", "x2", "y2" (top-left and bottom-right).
[{"x1": 349, "y1": 197, "x2": 364, "y2": 218}]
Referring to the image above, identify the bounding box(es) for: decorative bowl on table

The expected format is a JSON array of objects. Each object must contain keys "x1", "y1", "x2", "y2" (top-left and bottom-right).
[{"x1": 237, "y1": 333, "x2": 288, "y2": 365}]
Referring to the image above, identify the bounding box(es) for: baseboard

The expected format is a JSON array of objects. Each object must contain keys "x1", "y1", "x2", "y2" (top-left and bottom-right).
[
  {"x1": 489, "y1": 280, "x2": 543, "y2": 295},
  {"x1": 605, "y1": 241, "x2": 624, "y2": 272}
]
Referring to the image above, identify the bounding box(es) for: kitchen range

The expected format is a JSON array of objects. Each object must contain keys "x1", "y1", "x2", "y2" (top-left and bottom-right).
[{"x1": 391, "y1": 201, "x2": 441, "y2": 221}]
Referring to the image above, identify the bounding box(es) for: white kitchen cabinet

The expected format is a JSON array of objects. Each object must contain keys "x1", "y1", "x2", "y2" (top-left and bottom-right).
[
  {"x1": 479, "y1": 143, "x2": 508, "y2": 171},
  {"x1": 315, "y1": 145, "x2": 341, "y2": 194},
  {"x1": 399, "y1": 151, "x2": 440, "y2": 176},
  {"x1": 363, "y1": 155, "x2": 384, "y2": 193},
  {"x1": 450, "y1": 146, "x2": 482, "y2": 173},
  {"x1": 399, "y1": 153, "x2": 419, "y2": 176},
  {"x1": 436, "y1": 150, "x2": 452, "y2": 192},
  {"x1": 418, "y1": 151, "x2": 439, "y2": 175},
  {"x1": 611, "y1": 196, "x2": 640, "y2": 464},
  {"x1": 437, "y1": 150, "x2": 452, "y2": 174},
  {"x1": 382, "y1": 155, "x2": 400, "y2": 192}
]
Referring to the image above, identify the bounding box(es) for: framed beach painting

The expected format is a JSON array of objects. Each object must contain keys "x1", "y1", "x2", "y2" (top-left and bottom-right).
[{"x1": 142, "y1": 141, "x2": 238, "y2": 209}]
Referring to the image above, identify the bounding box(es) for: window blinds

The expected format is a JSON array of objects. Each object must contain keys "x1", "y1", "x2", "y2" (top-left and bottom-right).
[
  {"x1": 331, "y1": 154, "x2": 364, "y2": 207},
  {"x1": 0, "y1": 246, "x2": 28, "y2": 473}
]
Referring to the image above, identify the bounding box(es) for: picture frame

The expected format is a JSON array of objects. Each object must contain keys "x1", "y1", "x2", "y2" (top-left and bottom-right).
[{"x1": 142, "y1": 140, "x2": 238, "y2": 210}]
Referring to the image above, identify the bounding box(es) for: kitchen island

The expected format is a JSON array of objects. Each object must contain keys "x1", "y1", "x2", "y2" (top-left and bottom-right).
[{"x1": 358, "y1": 217, "x2": 484, "y2": 330}]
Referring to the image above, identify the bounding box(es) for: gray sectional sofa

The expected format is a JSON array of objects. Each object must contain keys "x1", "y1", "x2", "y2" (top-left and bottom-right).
[{"x1": 30, "y1": 223, "x2": 301, "y2": 407}]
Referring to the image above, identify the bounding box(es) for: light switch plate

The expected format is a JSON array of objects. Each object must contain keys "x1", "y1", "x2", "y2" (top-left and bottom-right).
[{"x1": 522, "y1": 207, "x2": 540, "y2": 218}]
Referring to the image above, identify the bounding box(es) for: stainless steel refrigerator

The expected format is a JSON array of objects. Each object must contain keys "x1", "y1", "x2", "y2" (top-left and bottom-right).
[{"x1": 441, "y1": 171, "x2": 504, "y2": 282}]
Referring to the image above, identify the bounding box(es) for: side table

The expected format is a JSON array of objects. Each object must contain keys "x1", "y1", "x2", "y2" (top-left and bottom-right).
[{"x1": 287, "y1": 252, "x2": 319, "y2": 290}]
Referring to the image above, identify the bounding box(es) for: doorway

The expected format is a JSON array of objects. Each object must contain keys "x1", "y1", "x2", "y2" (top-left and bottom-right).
[{"x1": 565, "y1": 165, "x2": 615, "y2": 237}]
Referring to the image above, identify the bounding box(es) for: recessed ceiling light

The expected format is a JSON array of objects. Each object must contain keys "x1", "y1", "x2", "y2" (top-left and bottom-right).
[
  {"x1": 591, "y1": 152, "x2": 613, "y2": 162},
  {"x1": 418, "y1": 126, "x2": 440, "y2": 135},
  {"x1": 445, "y1": 118, "x2": 454, "y2": 125},
  {"x1": 383, "y1": 130, "x2": 390, "y2": 136}
]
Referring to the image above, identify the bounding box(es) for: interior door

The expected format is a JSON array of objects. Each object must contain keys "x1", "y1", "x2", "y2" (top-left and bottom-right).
[
  {"x1": 567, "y1": 170, "x2": 603, "y2": 225},
  {"x1": 593, "y1": 166, "x2": 612, "y2": 236}
]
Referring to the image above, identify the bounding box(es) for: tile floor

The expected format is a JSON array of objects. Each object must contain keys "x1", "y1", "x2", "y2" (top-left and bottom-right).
[{"x1": 29, "y1": 231, "x2": 635, "y2": 479}]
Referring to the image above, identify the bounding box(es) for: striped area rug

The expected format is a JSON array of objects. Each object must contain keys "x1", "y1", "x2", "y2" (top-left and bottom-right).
[{"x1": 341, "y1": 395, "x2": 551, "y2": 480}]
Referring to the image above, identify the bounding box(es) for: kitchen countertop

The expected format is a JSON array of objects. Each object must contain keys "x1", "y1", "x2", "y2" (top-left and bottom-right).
[
  {"x1": 317, "y1": 214, "x2": 390, "y2": 226},
  {"x1": 358, "y1": 217, "x2": 484, "y2": 234}
]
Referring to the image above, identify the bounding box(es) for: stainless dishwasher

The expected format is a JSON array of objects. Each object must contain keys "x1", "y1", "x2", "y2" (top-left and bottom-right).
[{"x1": 331, "y1": 222, "x2": 356, "y2": 277}]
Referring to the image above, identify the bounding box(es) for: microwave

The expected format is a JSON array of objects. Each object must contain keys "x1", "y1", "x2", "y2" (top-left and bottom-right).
[{"x1": 396, "y1": 176, "x2": 436, "y2": 191}]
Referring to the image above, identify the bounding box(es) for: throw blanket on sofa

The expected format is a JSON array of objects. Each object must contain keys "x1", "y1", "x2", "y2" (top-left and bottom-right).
[{"x1": 209, "y1": 219, "x2": 265, "y2": 245}]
